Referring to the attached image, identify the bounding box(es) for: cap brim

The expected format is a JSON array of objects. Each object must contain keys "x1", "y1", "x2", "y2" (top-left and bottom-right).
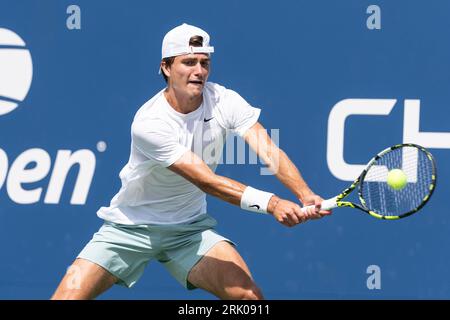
[{"x1": 161, "y1": 46, "x2": 214, "y2": 59}]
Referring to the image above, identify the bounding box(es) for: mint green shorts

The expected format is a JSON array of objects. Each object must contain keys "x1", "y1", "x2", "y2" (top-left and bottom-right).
[{"x1": 78, "y1": 214, "x2": 233, "y2": 289}]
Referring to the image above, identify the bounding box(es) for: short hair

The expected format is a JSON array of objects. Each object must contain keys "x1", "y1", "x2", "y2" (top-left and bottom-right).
[{"x1": 161, "y1": 35, "x2": 204, "y2": 83}]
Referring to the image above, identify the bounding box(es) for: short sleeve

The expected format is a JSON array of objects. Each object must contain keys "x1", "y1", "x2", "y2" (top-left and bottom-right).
[
  {"x1": 219, "y1": 88, "x2": 261, "y2": 136},
  {"x1": 132, "y1": 118, "x2": 188, "y2": 167}
]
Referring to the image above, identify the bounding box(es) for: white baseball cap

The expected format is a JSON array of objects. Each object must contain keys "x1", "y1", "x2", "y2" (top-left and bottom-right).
[{"x1": 161, "y1": 23, "x2": 214, "y2": 59}]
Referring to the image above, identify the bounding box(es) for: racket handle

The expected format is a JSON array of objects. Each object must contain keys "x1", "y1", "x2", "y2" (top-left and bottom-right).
[{"x1": 301, "y1": 197, "x2": 338, "y2": 213}]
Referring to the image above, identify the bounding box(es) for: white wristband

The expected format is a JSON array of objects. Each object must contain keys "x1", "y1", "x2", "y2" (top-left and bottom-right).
[{"x1": 240, "y1": 186, "x2": 274, "y2": 214}]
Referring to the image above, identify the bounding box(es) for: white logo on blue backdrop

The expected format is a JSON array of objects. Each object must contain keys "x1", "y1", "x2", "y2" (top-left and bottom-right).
[
  {"x1": 0, "y1": 28, "x2": 33, "y2": 116},
  {"x1": 0, "y1": 29, "x2": 96, "y2": 205}
]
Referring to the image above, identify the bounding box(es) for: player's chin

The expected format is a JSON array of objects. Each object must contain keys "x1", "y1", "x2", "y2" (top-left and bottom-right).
[
  {"x1": 188, "y1": 82, "x2": 204, "y2": 92},
  {"x1": 187, "y1": 88, "x2": 203, "y2": 98}
]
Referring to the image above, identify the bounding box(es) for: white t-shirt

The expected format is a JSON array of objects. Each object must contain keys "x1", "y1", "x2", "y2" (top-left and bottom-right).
[{"x1": 97, "y1": 82, "x2": 261, "y2": 225}]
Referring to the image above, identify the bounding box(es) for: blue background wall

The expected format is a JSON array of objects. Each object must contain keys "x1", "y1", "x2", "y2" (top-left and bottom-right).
[{"x1": 0, "y1": 0, "x2": 449, "y2": 299}]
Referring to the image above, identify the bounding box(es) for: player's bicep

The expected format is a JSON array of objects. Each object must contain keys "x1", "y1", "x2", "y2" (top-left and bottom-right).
[
  {"x1": 168, "y1": 150, "x2": 217, "y2": 189},
  {"x1": 219, "y1": 88, "x2": 261, "y2": 135}
]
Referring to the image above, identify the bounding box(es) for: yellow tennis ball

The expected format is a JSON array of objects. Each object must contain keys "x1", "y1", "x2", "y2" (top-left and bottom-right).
[{"x1": 387, "y1": 169, "x2": 407, "y2": 190}]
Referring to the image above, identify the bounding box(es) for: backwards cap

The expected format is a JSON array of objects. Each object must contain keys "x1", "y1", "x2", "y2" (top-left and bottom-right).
[{"x1": 161, "y1": 23, "x2": 214, "y2": 59}]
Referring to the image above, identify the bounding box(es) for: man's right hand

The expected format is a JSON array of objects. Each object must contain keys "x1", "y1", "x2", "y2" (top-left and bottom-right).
[{"x1": 267, "y1": 196, "x2": 309, "y2": 227}]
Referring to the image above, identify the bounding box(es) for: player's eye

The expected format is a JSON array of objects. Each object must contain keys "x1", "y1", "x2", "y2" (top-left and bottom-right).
[{"x1": 183, "y1": 60, "x2": 197, "y2": 66}]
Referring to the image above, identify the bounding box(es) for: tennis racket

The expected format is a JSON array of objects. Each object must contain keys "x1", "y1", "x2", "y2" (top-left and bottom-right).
[{"x1": 302, "y1": 143, "x2": 437, "y2": 220}]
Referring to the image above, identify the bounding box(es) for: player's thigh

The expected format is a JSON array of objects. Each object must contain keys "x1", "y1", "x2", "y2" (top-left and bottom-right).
[
  {"x1": 187, "y1": 241, "x2": 261, "y2": 298},
  {"x1": 51, "y1": 258, "x2": 118, "y2": 300}
]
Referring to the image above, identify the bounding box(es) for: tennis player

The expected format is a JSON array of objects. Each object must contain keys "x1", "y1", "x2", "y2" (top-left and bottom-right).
[{"x1": 52, "y1": 23, "x2": 331, "y2": 300}]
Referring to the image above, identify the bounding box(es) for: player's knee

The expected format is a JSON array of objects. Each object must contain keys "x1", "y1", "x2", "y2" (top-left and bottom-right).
[
  {"x1": 240, "y1": 287, "x2": 263, "y2": 300},
  {"x1": 51, "y1": 290, "x2": 83, "y2": 300},
  {"x1": 227, "y1": 285, "x2": 263, "y2": 300}
]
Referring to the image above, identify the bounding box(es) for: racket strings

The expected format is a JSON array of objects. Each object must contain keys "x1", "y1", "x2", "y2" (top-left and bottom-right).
[{"x1": 360, "y1": 146, "x2": 434, "y2": 217}]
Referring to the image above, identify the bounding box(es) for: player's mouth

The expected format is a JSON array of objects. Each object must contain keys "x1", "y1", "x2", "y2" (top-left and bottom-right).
[{"x1": 188, "y1": 80, "x2": 204, "y2": 86}]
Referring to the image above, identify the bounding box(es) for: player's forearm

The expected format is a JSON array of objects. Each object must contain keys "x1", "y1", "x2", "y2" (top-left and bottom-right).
[
  {"x1": 169, "y1": 150, "x2": 279, "y2": 213},
  {"x1": 265, "y1": 148, "x2": 314, "y2": 202},
  {"x1": 169, "y1": 152, "x2": 266, "y2": 208},
  {"x1": 199, "y1": 174, "x2": 281, "y2": 215},
  {"x1": 197, "y1": 174, "x2": 247, "y2": 206}
]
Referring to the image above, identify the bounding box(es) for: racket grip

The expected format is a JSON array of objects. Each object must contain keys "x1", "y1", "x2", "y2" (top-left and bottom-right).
[{"x1": 301, "y1": 197, "x2": 338, "y2": 213}]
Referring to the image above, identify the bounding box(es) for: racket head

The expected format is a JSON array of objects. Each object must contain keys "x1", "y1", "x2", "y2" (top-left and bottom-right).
[{"x1": 357, "y1": 143, "x2": 436, "y2": 220}]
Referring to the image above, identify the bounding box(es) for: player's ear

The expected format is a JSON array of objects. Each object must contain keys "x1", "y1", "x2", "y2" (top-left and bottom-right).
[{"x1": 161, "y1": 61, "x2": 170, "y2": 78}]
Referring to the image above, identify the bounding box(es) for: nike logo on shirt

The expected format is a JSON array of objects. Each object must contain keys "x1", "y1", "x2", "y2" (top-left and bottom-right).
[{"x1": 204, "y1": 117, "x2": 214, "y2": 122}]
